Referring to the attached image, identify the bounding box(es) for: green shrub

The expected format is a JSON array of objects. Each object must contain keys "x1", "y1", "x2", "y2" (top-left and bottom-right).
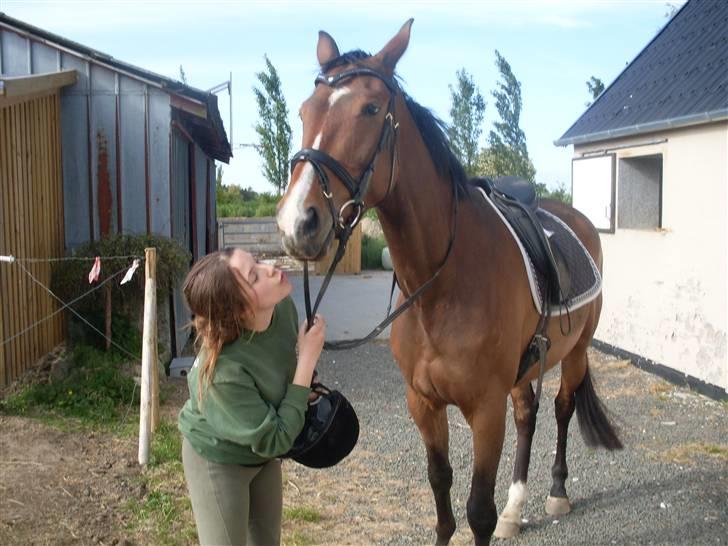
[
  {"x1": 0, "y1": 343, "x2": 139, "y2": 424},
  {"x1": 361, "y1": 235, "x2": 386, "y2": 270}
]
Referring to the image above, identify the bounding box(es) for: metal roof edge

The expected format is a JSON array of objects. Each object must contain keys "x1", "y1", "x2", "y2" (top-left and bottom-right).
[{"x1": 553, "y1": 109, "x2": 728, "y2": 147}]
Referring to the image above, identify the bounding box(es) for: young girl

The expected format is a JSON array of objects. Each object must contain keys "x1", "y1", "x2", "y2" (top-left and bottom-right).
[{"x1": 178, "y1": 247, "x2": 325, "y2": 546}]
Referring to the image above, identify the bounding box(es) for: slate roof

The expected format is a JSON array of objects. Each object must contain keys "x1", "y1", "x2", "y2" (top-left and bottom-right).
[{"x1": 556, "y1": 0, "x2": 728, "y2": 146}]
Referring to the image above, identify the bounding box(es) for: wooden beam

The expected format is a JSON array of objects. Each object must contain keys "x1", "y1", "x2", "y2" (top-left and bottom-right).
[
  {"x1": 170, "y1": 93, "x2": 207, "y2": 119},
  {"x1": 0, "y1": 69, "x2": 77, "y2": 98}
]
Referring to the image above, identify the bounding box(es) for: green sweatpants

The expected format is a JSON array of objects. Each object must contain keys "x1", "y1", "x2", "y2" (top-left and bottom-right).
[{"x1": 182, "y1": 438, "x2": 282, "y2": 546}]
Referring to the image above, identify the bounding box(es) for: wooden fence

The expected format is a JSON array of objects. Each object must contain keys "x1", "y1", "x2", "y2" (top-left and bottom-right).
[
  {"x1": 218, "y1": 216, "x2": 361, "y2": 274},
  {"x1": 0, "y1": 92, "x2": 66, "y2": 387}
]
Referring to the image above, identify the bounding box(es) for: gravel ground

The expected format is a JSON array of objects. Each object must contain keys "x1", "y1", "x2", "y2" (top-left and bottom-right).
[{"x1": 293, "y1": 342, "x2": 727, "y2": 545}]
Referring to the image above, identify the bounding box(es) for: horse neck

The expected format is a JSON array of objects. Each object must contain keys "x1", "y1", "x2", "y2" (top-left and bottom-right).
[{"x1": 375, "y1": 114, "x2": 456, "y2": 297}]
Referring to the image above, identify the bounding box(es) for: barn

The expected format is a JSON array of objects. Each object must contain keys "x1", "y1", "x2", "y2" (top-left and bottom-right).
[
  {"x1": 0, "y1": 13, "x2": 231, "y2": 385},
  {"x1": 555, "y1": 0, "x2": 727, "y2": 398}
]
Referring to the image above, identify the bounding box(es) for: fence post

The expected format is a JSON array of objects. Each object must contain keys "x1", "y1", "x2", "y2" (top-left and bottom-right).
[{"x1": 138, "y1": 247, "x2": 157, "y2": 465}]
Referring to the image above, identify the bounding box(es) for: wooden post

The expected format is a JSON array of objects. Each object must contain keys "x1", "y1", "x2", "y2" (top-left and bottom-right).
[{"x1": 138, "y1": 247, "x2": 157, "y2": 465}]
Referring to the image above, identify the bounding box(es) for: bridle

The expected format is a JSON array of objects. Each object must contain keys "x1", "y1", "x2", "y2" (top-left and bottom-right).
[
  {"x1": 290, "y1": 67, "x2": 400, "y2": 236},
  {"x1": 290, "y1": 65, "x2": 458, "y2": 349}
]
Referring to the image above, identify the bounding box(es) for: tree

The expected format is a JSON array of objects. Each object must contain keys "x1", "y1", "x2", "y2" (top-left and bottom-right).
[
  {"x1": 253, "y1": 56, "x2": 292, "y2": 195},
  {"x1": 447, "y1": 68, "x2": 486, "y2": 176},
  {"x1": 179, "y1": 65, "x2": 188, "y2": 84},
  {"x1": 586, "y1": 76, "x2": 604, "y2": 106},
  {"x1": 477, "y1": 50, "x2": 536, "y2": 183}
]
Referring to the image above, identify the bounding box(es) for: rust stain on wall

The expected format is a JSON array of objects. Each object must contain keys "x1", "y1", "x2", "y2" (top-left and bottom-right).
[{"x1": 96, "y1": 131, "x2": 113, "y2": 237}]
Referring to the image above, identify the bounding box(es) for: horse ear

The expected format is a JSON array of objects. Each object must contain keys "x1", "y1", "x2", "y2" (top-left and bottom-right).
[
  {"x1": 374, "y1": 18, "x2": 414, "y2": 73},
  {"x1": 317, "y1": 31, "x2": 340, "y2": 67}
]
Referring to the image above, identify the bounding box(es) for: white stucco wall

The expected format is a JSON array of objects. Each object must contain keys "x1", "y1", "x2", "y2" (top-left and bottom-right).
[{"x1": 574, "y1": 121, "x2": 728, "y2": 392}]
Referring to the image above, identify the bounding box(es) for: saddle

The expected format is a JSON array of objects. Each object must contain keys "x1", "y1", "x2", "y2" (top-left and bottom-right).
[{"x1": 471, "y1": 176, "x2": 570, "y2": 306}]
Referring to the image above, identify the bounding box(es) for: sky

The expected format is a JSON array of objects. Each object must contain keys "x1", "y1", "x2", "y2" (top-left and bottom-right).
[{"x1": 1, "y1": 0, "x2": 685, "y2": 193}]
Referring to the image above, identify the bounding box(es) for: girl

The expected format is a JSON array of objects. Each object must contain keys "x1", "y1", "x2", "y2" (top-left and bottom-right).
[{"x1": 178, "y1": 247, "x2": 325, "y2": 546}]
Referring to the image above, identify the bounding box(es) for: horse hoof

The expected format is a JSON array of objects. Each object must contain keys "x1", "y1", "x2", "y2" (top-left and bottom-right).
[
  {"x1": 494, "y1": 517, "x2": 521, "y2": 539},
  {"x1": 545, "y1": 495, "x2": 571, "y2": 515}
]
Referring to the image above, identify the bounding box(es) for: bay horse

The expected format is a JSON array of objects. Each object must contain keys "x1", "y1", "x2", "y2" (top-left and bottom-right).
[{"x1": 276, "y1": 20, "x2": 622, "y2": 545}]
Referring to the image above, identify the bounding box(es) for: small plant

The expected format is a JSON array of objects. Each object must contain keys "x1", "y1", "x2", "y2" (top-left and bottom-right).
[
  {"x1": 361, "y1": 235, "x2": 386, "y2": 270},
  {"x1": 0, "y1": 343, "x2": 139, "y2": 425},
  {"x1": 149, "y1": 420, "x2": 182, "y2": 467},
  {"x1": 284, "y1": 506, "x2": 322, "y2": 523}
]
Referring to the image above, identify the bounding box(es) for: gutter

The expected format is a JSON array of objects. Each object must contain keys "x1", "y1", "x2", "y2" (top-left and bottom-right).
[{"x1": 554, "y1": 109, "x2": 728, "y2": 147}]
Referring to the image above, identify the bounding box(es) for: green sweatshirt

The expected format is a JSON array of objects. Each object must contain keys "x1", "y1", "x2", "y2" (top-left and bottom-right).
[{"x1": 178, "y1": 297, "x2": 310, "y2": 465}]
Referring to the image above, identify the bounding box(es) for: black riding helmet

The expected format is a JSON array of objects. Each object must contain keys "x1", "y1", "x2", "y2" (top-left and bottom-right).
[{"x1": 286, "y1": 383, "x2": 359, "y2": 469}]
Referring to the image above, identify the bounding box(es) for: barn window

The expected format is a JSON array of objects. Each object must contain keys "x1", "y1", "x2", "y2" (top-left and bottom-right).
[{"x1": 617, "y1": 155, "x2": 662, "y2": 229}]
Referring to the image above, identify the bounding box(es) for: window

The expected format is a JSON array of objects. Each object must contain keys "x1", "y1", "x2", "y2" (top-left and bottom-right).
[{"x1": 617, "y1": 155, "x2": 662, "y2": 229}]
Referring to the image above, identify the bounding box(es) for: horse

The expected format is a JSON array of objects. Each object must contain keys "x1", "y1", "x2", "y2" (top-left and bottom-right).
[{"x1": 276, "y1": 20, "x2": 622, "y2": 545}]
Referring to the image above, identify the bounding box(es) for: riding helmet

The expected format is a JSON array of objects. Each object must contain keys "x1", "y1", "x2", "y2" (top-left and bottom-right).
[{"x1": 286, "y1": 383, "x2": 359, "y2": 468}]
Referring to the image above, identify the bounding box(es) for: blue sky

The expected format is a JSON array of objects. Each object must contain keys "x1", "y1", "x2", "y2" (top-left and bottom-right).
[{"x1": 1, "y1": 0, "x2": 684, "y2": 193}]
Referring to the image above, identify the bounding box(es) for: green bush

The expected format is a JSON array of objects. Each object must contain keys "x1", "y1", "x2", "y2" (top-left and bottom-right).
[
  {"x1": 217, "y1": 190, "x2": 281, "y2": 218},
  {"x1": 50, "y1": 234, "x2": 190, "y2": 349},
  {"x1": 361, "y1": 235, "x2": 386, "y2": 270},
  {"x1": 0, "y1": 343, "x2": 139, "y2": 423}
]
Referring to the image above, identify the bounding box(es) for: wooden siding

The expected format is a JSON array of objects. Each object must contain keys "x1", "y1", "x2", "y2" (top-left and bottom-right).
[
  {"x1": 0, "y1": 92, "x2": 65, "y2": 386},
  {"x1": 315, "y1": 224, "x2": 362, "y2": 275}
]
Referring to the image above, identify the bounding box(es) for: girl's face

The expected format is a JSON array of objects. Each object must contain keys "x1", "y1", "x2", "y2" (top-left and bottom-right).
[{"x1": 228, "y1": 249, "x2": 292, "y2": 313}]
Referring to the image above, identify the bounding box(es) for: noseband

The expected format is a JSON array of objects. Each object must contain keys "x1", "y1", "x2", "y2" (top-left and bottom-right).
[{"x1": 290, "y1": 67, "x2": 399, "y2": 234}]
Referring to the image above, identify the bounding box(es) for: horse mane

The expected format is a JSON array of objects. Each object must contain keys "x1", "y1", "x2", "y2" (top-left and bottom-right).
[{"x1": 320, "y1": 50, "x2": 469, "y2": 197}]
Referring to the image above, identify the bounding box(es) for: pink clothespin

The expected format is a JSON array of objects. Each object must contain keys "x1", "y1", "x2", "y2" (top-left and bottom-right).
[{"x1": 88, "y1": 256, "x2": 101, "y2": 283}]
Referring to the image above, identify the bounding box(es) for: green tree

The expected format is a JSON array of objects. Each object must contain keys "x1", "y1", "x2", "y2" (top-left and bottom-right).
[
  {"x1": 253, "y1": 56, "x2": 292, "y2": 195},
  {"x1": 477, "y1": 50, "x2": 535, "y2": 183},
  {"x1": 586, "y1": 76, "x2": 604, "y2": 106},
  {"x1": 179, "y1": 64, "x2": 187, "y2": 84},
  {"x1": 447, "y1": 68, "x2": 486, "y2": 176}
]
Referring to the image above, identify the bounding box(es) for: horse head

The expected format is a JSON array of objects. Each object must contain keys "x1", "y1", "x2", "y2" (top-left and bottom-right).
[{"x1": 276, "y1": 20, "x2": 414, "y2": 260}]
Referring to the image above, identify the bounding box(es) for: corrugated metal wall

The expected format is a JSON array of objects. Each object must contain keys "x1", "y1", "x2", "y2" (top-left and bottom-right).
[
  {"x1": 1, "y1": 26, "x2": 218, "y2": 360},
  {"x1": 0, "y1": 93, "x2": 66, "y2": 386}
]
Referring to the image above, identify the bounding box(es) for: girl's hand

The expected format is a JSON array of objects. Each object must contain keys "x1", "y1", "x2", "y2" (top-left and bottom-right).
[{"x1": 297, "y1": 314, "x2": 326, "y2": 364}]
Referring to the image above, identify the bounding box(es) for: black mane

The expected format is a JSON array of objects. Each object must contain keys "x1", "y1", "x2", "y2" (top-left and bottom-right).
[{"x1": 320, "y1": 50, "x2": 469, "y2": 196}]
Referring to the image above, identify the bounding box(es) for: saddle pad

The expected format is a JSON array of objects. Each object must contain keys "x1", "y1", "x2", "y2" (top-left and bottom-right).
[{"x1": 475, "y1": 187, "x2": 602, "y2": 316}]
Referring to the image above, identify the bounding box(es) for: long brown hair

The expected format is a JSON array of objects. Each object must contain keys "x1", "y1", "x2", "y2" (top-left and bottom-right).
[{"x1": 182, "y1": 248, "x2": 255, "y2": 402}]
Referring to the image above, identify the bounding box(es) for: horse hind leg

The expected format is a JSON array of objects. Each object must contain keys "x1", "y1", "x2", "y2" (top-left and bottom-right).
[
  {"x1": 406, "y1": 387, "x2": 456, "y2": 546},
  {"x1": 547, "y1": 347, "x2": 623, "y2": 516},
  {"x1": 494, "y1": 383, "x2": 537, "y2": 539}
]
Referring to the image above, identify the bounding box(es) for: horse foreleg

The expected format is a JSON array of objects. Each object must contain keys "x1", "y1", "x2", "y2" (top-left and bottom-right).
[
  {"x1": 406, "y1": 387, "x2": 456, "y2": 546},
  {"x1": 466, "y1": 392, "x2": 507, "y2": 546},
  {"x1": 494, "y1": 383, "x2": 537, "y2": 538}
]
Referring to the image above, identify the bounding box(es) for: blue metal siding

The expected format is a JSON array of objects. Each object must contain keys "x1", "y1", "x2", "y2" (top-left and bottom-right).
[
  {"x1": 119, "y1": 77, "x2": 147, "y2": 234},
  {"x1": 30, "y1": 41, "x2": 58, "y2": 73},
  {"x1": 194, "y1": 146, "x2": 208, "y2": 258},
  {"x1": 60, "y1": 93, "x2": 91, "y2": 247},
  {"x1": 148, "y1": 90, "x2": 171, "y2": 236},
  {"x1": 1, "y1": 29, "x2": 28, "y2": 75}
]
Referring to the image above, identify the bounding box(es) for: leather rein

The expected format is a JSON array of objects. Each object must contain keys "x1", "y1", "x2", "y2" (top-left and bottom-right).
[{"x1": 289, "y1": 66, "x2": 458, "y2": 350}]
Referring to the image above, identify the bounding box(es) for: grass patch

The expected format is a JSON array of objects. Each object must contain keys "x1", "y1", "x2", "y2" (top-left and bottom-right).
[
  {"x1": 284, "y1": 530, "x2": 316, "y2": 546},
  {"x1": 0, "y1": 343, "x2": 139, "y2": 427},
  {"x1": 125, "y1": 418, "x2": 194, "y2": 545},
  {"x1": 284, "y1": 505, "x2": 322, "y2": 523},
  {"x1": 662, "y1": 443, "x2": 728, "y2": 464},
  {"x1": 650, "y1": 381, "x2": 673, "y2": 394}
]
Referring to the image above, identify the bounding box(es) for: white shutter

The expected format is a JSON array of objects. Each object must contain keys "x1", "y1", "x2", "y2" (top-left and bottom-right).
[{"x1": 572, "y1": 154, "x2": 615, "y2": 232}]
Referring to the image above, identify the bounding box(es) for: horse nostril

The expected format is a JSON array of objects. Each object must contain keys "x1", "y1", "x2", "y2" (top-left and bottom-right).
[{"x1": 301, "y1": 207, "x2": 320, "y2": 236}]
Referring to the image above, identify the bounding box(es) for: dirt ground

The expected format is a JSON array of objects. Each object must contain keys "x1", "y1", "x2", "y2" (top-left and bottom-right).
[{"x1": 1, "y1": 348, "x2": 725, "y2": 546}]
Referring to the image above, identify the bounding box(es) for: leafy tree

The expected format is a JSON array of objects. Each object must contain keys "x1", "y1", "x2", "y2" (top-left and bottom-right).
[
  {"x1": 447, "y1": 68, "x2": 486, "y2": 176},
  {"x1": 477, "y1": 50, "x2": 535, "y2": 183},
  {"x1": 586, "y1": 76, "x2": 604, "y2": 106},
  {"x1": 179, "y1": 64, "x2": 187, "y2": 84},
  {"x1": 537, "y1": 181, "x2": 572, "y2": 205},
  {"x1": 253, "y1": 56, "x2": 292, "y2": 195}
]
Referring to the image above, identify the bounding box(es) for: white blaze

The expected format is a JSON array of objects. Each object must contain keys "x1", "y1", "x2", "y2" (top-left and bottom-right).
[
  {"x1": 328, "y1": 86, "x2": 351, "y2": 107},
  {"x1": 277, "y1": 132, "x2": 322, "y2": 238}
]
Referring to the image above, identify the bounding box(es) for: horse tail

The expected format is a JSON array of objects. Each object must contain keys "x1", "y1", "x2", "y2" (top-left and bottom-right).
[{"x1": 575, "y1": 366, "x2": 623, "y2": 450}]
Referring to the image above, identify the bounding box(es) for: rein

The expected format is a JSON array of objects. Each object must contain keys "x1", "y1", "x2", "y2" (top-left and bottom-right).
[{"x1": 289, "y1": 66, "x2": 459, "y2": 350}]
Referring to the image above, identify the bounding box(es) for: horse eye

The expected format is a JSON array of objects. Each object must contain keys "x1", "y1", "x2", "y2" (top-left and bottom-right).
[{"x1": 362, "y1": 103, "x2": 380, "y2": 117}]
